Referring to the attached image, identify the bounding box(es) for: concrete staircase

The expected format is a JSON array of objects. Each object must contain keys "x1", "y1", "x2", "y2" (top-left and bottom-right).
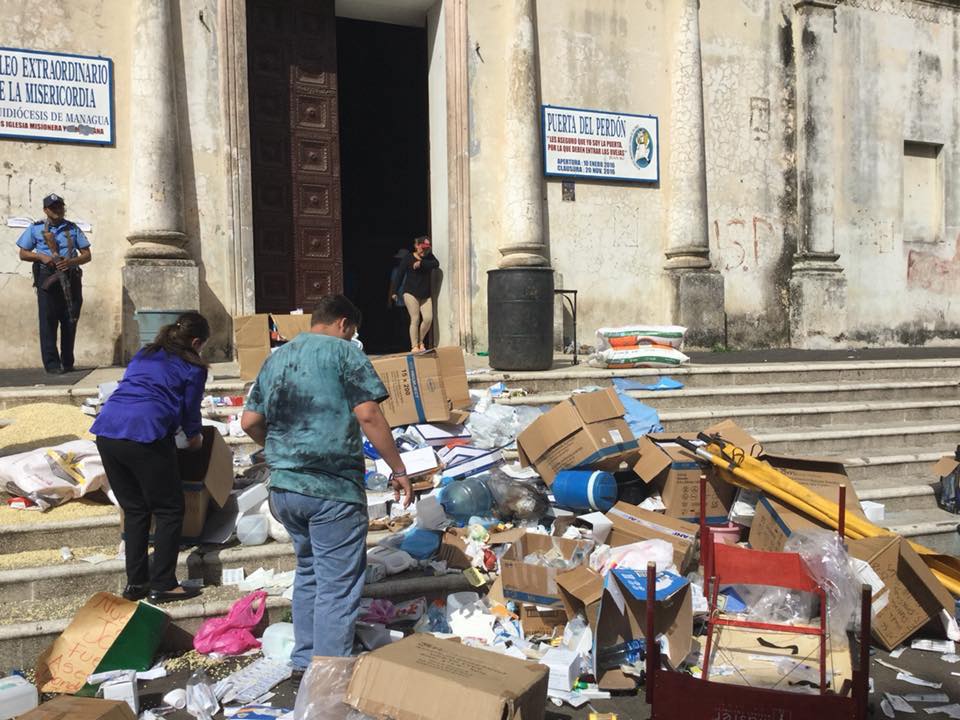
[{"x1": 0, "y1": 357, "x2": 957, "y2": 670}]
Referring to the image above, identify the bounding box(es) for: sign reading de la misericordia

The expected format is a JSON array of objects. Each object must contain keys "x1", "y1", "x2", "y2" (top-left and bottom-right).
[
  {"x1": 542, "y1": 105, "x2": 659, "y2": 183},
  {"x1": 0, "y1": 47, "x2": 114, "y2": 145}
]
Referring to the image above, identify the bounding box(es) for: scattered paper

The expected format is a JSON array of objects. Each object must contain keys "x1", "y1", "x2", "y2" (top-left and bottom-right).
[
  {"x1": 941, "y1": 654, "x2": 960, "y2": 664},
  {"x1": 79, "y1": 554, "x2": 112, "y2": 565},
  {"x1": 924, "y1": 705, "x2": 960, "y2": 719},
  {"x1": 880, "y1": 698, "x2": 894, "y2": 719},
  {"x1": 500, "y1": 463, "x2": 540, "y2": 480},
  {"x1": 911, "y1": 638, "x2": 956, "y2": 654},
  {"x1": 902, "y1": 693, "x2": 949, "y2": 703},
  {"x1": 222, "y1": 568, "x2": 245, "y2": 586},
  {"x1": 896, "y1": 672, "x2": 942, "y2": 689},
  {"x1": 875, "y1": 658, "x2": 906, "y2": 673},
  {"x1": 136, "y1": 666, "x2": 168, "y2": 681},
  {"x1": 889, "y1": 646, "x2": 907, "y2": 659},
  {"x1": 885, "y1": 694, "x2": 916, "y2": 713}
]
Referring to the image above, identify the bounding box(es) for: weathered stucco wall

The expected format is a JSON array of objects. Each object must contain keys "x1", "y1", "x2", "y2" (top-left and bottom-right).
[
  {"x1": 0, "y1": 0, "x2": 234, "y2": 368},
  {"x1": 0, "y1": 0, "x2": 132, "y2": 368},
  {"x1": 466, "y1": 0, "x2": 674, "y2": 352}
]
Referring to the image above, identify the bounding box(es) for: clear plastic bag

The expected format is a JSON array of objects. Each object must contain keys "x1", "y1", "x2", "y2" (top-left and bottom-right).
[
  {"x1": 783, "y1": 530, "x2": 860, "y2": 639},
  {"x1": 484, "y1": 470, "x2": 550, "y2": 521},
  {"x1": 185, "y1": 668, "x2": 219, "y2": 720},
  {"x1": 293, "y1": 656, "x2": 373, "y2": 720}
]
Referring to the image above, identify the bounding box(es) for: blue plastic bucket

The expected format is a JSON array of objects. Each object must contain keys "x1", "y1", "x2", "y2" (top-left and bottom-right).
[
  {"x1": 552, "y1": 470, "x2": 618, "y2": 512},
  {"x1": 134, "y1": 310, "x2": 192, "y2": 349}
]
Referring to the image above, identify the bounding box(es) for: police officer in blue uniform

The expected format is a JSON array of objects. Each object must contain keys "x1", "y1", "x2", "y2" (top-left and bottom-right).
[{"x1": 16, "y1": 194, "x2": 92, "y2": 374}]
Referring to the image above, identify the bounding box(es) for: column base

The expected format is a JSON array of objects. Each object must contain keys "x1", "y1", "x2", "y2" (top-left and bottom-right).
[
  {"x1": 671, "y1": 269, "x2": 725, "y2": 348},
  {"x1": 789, "y1": 264, "x2": 847, "y2": 348},
  {"x1": 122, "y1": 259, "x2": 200, "y2": 361}
]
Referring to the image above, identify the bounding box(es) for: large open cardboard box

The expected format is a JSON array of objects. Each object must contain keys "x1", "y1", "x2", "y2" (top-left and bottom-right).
[
  {"x1": 371, "y1": 347, "x2": 470, "y2": 427},
  {"x1": 848, "y1": 535, "x2": 955, "y2": 651},
  {"x1": 593, "y1": 568, "x2": 693, "y2": 691},
  {"x1": 605, "y1": 501, "x2": 700, "y2": 573},
  {"x1": 17, "y1": 696, "x2": 136, "y2": 720},
  {"x1": 500, "y1": 532, "x2": 593, "y2": 606},
  {"x1": 233, "y1": 312, "x2": 312, "y2": 382},
  {"x1": 517, "y1": 387, "x2": 638, "y2": 485},
  {"x1": 346, "y1": 634, "x2": 549, "y2": 720}
]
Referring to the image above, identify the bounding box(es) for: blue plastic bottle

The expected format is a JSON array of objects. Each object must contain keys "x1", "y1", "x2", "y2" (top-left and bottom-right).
[{"x1": 439, "y1": 477, "x2": 494, "y2": 524}]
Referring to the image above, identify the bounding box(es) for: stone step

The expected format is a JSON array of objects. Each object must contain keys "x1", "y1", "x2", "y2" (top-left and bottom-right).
[
  {"x1": 466, "y1": 359, "x2": 960, "y2": 393},
  {"x1": 754, "y1": 421, "x2": 960, "y2": 456},
  {"x1": 0, "y1": 379, "x2": 246, "y2": 412},
  {"x1": 657, "y1": 398, "x2": 960, "y2": 432},
  {"x1": 497, "y1": 378, "x2": 960, "y2": 411},
  {"x1": 882, "y1": 508, "x2": 960, "y2": 555}
]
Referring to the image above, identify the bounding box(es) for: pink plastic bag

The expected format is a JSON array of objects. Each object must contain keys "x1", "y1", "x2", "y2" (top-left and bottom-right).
[{"x1": 193, "y1": 591, "x2": 268, "y2": 655}]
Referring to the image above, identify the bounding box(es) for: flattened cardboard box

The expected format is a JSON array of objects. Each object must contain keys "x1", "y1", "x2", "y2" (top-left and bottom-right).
[
  {"x1": 517, "y1": 387, "x2": 639, "y2": 485},
  {"x1": 233, "y1": 313, "x2": 312, "y2": 382},
  {"x1": 346, "y1": 634, "x2": 549, "y2": 720},
  {"x1": 593, "y1": 568, "x2": 693, "y2": 691},
  {"x1": 848, "y1": 535, "x2": 955, "y2": 651},
  {"x1": 500, "y1": 532, "x2": 593, "y2": 607},
  {"x1": 17, "y1": 696, "x2": 136, "y2": 720},
  {"x1": 371, "y1": 347, "x2": 470, "y2": 427},
  {"x1": 605, "y1": 501, "x2": 699, "y2": 573},
  {"x1": 632, "y1": 436, "x2": 733, "y2": 522},
  {"x1": 518, "y1": 604, "x2": 567, "y2": 636}
]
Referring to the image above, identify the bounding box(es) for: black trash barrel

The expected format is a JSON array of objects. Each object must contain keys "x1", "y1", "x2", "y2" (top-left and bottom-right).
[{"x1": 487, "y1": 267, "x2": 554, "y2": 370}]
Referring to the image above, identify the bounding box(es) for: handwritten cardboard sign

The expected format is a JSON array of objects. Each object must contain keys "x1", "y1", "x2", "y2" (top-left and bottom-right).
[{"x1": 35, "y1": 592, "x2": 139, "y2": 694}]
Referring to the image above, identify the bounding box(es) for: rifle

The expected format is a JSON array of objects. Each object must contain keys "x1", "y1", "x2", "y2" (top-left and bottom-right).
[{"x1": 40, "y1": 220, "x2": 79, "y2": 323}]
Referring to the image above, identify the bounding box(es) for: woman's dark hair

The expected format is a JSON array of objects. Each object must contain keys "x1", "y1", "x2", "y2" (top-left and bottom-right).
[
  {"x1": 144, "y1": 311, "x2": 211, "y2": 367},
  {"x1": 413, "y1": 235, "x2": 430, "y2": 246}
]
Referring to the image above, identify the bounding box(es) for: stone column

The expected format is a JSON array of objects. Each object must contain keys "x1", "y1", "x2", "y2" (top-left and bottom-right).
[
  {"x1": 496, "y1": 0, "x2": 548, "y2": 269},
  {"x1": 789, "y1": 0, "x2": 846, "y2": 347},
  {"x1": 121, "y1": 0, "x2": 199, "y2": 359},
  {"x1": 664, "y1": 0, "x2": 724, "y2": 348}
]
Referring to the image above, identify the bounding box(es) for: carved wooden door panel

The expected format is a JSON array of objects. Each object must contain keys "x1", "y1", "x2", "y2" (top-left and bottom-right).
[{"x1": 247, "y1": 0, "x2": 342, "y2": 312}]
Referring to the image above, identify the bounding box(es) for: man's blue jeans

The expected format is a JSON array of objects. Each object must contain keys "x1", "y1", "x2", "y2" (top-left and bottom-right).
[{"x1": 269, "y1": 490, "x2": 367, "y2": 669}]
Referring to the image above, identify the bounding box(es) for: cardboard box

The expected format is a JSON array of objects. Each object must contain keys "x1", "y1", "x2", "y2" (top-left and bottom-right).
[
  {"x1": 552, "y1": 511, "x2": 613, "y2": 545},
  {"x1": 593, "y1": 568, "x2": 693, "y2": 690},
  {"x1": 706, "y1": 625, "x2": 852, "y2": 693},
  {"x1": 518, "y1": 604, "x2": 567, "y2": 636},
  {"x1": 748, "y1": 455, "x2": 865, "y2": 553},
  {"x1": 848, "y1": 535, "x2": 955, "y2": 651},
  {"x1": 556, "y1": 565, "x2": 604, "y2": 634},
  {"x1": 178, "y1": 426, "x2": 236, "y2": 539},
  {"x1": 500, "y1": 532, "x2": 593, "y2": 606},
  {"x1": 438, "y1": 445, "x2": 504, "y2": 480},
  {"x1": 35, "y1": 593, "x2": 169, "y2": 694},
  {"x1": 517, "y1": 387, "x2": 639, "y2": 485},
  {"x1": 605, "y1": 501, "x2": 699, "y2": 573},
  {"x1": 17, "y1": 696, "x2": 136, "y2": 720},
  {"x1": 233, "y1": 312, "x2": 312, "y2": 382},
  {"x1": 632, "y1": 436, "x2": 734, "y2": 522},
  {"x1": 345, "y1": 634, "x2": 549, "y2": 720},
  {"x1": 375, "y1": 447, "x2": 440, "y2": 479},
  {"x1": 371, "y1": 347, "x2": 471, "y2": 427}
]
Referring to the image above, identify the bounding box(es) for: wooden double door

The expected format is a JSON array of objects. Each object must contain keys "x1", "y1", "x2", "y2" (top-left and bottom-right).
[{"x1": 247, "y1": 0, "x2": 342, "y2": 312}]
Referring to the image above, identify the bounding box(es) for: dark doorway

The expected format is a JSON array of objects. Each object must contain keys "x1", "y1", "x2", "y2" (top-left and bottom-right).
[{"x1": 337, "y1": 18, "x2": 429, "y2": 354}]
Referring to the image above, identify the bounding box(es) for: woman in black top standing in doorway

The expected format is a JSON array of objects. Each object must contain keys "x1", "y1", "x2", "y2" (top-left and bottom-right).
[{"x1": 391, "y1": 236, "x2": 438, "y2": 351}]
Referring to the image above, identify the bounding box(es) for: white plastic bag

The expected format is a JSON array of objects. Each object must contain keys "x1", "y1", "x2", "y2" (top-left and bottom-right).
[
  {"x1": 293, "y1": 656, "x2": 373, "y2": 720},
  {"x1": 0, "y1": 440, "x2": 110, "y2": 510},
  {"x1": 592, "y1": 346, "x2": 689, "y2": 369},
  {"x1": 596, "y1": 324, "x2": 687, "y2": 349}
]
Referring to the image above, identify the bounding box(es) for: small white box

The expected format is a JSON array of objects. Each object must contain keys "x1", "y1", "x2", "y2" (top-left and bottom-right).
[
  {"x1": 375, "y1": 447, "x2": 440, "y2": 479},
  {"x1": 236, "y1": 482, "x2": 269, "y2": 514},
  {"x1": 407, "y1": 423, "x2": 471, "y2": 447},
  {"x1": 859, "y1": 500, "x2": 885, "y2": 523},
  {"x1": 0, "y1": 675, "x2": 37, "y2": 719},
  {"x1": 100, "y1": 671, "x2": 139, "y2": 716}
]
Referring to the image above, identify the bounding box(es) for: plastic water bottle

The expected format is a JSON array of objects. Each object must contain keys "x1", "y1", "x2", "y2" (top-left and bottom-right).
[
  {"x1": 596, "y1": 639, "x2": 646, "y2": 671},
  {"x1": 365, "y1": 471, "x2": 389, "y2": 492},
  {"x1": 439, "y1": 477, "x2": 493, "y2": 524},
  {"x1": 236, "y1": 514, "x2": 269, "y2": 545}
]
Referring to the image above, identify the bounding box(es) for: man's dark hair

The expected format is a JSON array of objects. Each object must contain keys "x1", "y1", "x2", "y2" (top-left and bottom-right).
[{"x1": 311, "y1": 294, "x2": 362, "y2": 327}]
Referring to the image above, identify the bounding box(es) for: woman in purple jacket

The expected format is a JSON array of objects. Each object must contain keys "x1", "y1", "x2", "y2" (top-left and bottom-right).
[{"x1": 92, "y1": 312, "x2": 210, "y2": 604}]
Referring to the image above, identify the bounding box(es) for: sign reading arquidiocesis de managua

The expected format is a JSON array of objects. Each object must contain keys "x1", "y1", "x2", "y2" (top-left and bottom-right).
[
  {"x1": 0, "y1": 47, "x2": 114, "y2": 145},
  {"x1": 542, "y1": 105, "x2": 659, "y2": 183}
]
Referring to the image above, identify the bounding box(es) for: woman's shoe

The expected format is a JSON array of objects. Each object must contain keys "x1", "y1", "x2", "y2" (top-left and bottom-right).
[
  {"x1": 147, "y1": 585, "x2": 202, "y2": 605},
  {"x1": 122, "y1": 584, "x2": 149, "y2": 601}
]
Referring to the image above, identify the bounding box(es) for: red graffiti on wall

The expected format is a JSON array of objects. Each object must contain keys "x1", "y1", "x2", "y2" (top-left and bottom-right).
[{"x1": 907, "y1": 234, "x2": 960, "y2": 294}]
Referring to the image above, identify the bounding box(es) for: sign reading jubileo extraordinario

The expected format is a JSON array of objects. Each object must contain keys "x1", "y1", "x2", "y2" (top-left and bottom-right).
[
  {"x1": 0, "y1": 47, "x2": 114, "y2": 145},
  {"x1": 542, "y1": 105, "x2": 659, "y2": 183}
]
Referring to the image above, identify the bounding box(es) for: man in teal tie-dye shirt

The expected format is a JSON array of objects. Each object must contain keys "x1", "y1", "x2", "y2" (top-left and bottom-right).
[{"x1": 241, "y1": 295, "x2": 409, "y2": 681}]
